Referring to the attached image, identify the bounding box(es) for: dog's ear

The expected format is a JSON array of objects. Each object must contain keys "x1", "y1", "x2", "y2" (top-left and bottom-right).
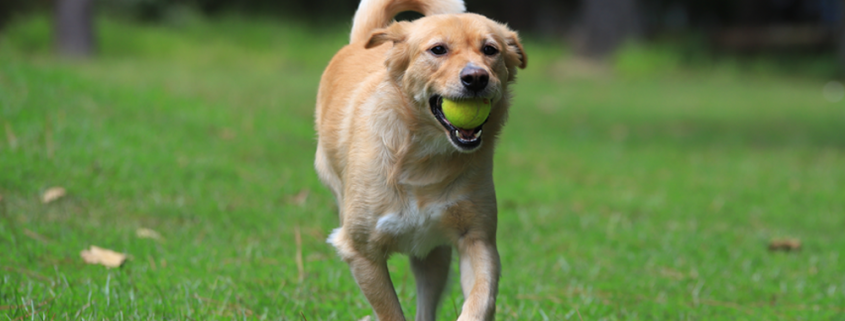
[
  {"x1": 504, "y1": 31, "x2": 527, "y2": 69},
  {"x1": 366, "y1": 21, "x2": 412, "y2": 81},
  {"x1": 366, "y1": 21, "x2": 410, "y2": 49}
]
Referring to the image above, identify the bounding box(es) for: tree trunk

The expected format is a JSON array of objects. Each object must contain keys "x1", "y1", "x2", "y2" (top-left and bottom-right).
[
  {"x1": 580, "y1": 0, "x2": 641, "y2": 57},
  {"x1": 55, "y1": 0, "x2": 95, "y2": 57}
]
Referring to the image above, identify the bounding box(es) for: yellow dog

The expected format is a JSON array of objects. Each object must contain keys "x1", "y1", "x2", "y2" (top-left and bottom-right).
[{"x1": 314, "y1": 0, "x2": 526, "y2": 319}]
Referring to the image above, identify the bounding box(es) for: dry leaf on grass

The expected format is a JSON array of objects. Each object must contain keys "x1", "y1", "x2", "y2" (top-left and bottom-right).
[
  {"x1": 136, "y1": 227, "x2": 162, "y2": 240},
  {"x1": 768, "y1": 238, "x2": 801, "y2": 252},
  {"x1": 41, "y1": 187, "x2": 66, "y2": 204},
  {"x1": 80, "y1": 246, "x2": 127, "y2": 268}
]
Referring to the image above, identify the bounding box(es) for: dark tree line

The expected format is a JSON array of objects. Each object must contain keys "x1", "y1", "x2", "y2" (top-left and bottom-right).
[{"x1": 1, "y1": 0, "x2": 843, "y2": 62}]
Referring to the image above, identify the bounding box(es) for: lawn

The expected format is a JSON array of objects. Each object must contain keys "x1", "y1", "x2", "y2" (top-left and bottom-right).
[{"x1": 1, "y1": 15, "x2": 844, "y2": 320}]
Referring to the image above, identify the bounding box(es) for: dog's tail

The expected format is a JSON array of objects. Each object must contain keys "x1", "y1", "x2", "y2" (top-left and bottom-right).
[{"x1": 349, "y1": 0, "x2": 465, "y2": 44}]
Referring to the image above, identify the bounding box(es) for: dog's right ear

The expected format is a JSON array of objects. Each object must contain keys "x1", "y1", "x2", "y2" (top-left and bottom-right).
[
  {"x1": 365, "y1": 21, "x2": 410, "y2": 49},
  {"x1": 366, "y1": 21, "x2": 412, "y2": 82}
]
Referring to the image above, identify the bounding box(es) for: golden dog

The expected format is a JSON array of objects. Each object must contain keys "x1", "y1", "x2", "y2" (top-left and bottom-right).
[{"x1": 314, "y1": 0, "x2": 525, "y2": 319}]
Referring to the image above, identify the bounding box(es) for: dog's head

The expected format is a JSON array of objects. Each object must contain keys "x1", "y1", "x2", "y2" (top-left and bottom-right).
[{"x1": 366, "y1": 13, "x2": 526, "y2": 153}]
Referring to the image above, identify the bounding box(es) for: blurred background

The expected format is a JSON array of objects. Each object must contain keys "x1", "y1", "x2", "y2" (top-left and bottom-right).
[{"x1": 2, "y1": 0, "x2": 845, "y2": 71}]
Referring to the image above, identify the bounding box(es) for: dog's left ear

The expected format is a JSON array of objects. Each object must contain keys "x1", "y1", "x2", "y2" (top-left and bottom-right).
[
  {"x1": 504, "y1": 31, "x2": 527, "y2": 69},
  {"x1": 366, "y1": 21, "x2": 410, "y2": 49}
]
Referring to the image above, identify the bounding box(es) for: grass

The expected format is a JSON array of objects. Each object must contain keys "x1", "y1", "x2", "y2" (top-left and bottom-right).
[{"x1": 1, "y1": 14, "x2": 844, "y2": 320}]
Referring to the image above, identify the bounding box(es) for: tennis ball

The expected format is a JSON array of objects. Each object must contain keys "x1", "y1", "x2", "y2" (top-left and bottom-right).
[{"x1": 441, "y1": 97, "x2": 491, "y2": 129}]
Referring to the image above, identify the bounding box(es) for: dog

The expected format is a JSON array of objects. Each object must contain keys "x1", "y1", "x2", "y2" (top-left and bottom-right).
[{"x1": 314, "y1": 0, "x2": 525, "y2": 319}]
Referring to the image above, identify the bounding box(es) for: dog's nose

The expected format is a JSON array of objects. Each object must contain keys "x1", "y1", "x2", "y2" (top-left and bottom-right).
[{"x1": 460, "y1": 66, "x2": 489, "y2": 92}]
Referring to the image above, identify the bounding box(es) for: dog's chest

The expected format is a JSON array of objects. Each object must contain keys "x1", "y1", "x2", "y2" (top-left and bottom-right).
[{"x1": 375, "y1": 194, "x2": 452, "y2": 257}]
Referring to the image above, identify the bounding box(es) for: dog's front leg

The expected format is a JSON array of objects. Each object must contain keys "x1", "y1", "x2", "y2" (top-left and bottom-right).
[
  {"x1": 410, "y1": 245, "x2": 452, "y2": 321},
  {"x1": 457, "y1": 236, "x2": 500, "y2": 321},
  {"x1": 347, "y1": 253, "x2": 406, "y2": 321}
]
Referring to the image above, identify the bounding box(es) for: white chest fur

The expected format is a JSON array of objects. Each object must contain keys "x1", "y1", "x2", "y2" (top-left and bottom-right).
[{"x1": 375, "y1": 195, "x2": 452, "y2": 258}]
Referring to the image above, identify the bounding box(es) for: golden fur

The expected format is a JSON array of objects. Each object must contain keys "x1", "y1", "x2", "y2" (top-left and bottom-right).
[{"x1": 314, "y1": 0, "x2": 525, "y2": 319}]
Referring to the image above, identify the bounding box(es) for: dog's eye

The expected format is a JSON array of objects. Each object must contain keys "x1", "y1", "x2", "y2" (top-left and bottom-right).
[
  {"x1": 429, "y1": 45, "x2": 448, "y2": 56},
  {"x1": 482, "y1": 45, "x2": 499, "y2": 56}
]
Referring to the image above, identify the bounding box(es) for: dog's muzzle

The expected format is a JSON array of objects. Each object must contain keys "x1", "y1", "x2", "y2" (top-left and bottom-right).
[{"x1": 429, "y1": 95, "x2": 485, "y2": 151}]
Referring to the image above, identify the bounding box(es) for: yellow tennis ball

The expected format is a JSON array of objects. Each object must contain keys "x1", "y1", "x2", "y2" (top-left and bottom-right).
[{"x1": 441, "y1": 97, "x2": 491, "y2": 129}]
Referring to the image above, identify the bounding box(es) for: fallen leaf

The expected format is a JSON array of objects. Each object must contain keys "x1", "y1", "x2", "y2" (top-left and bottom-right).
[
  {"x1": 136, "y1": 227, "x2": 162, "y2": 240},
  {"x1": 41, "y1": 187, "x2": 66, "y2": 204},
  {"x1": 80, "y1": 246, "x2": 127, "y2": 268},
  {"x1": 768, "y1": 238, "x2": 801, "y2": 252},
  {"x1": 358, "y1": 316, "x2": 372, "y2": 321}
]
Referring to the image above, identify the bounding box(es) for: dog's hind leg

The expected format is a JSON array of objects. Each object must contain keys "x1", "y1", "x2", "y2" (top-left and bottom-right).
[
  {"x1": 409, "y1": 245, "x2": 452, "y2": 321},
  {"x1": 347, "y1": 254, "x2": 406, "y2": 321}
]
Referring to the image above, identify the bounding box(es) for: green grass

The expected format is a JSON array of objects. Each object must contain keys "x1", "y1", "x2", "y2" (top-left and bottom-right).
[{"x1": 2, "y1": 14, "x2": 845, "y2": 320}]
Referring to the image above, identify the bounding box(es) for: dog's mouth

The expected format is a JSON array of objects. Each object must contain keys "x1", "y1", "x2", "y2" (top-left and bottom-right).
[{"x1": 429, "y1": 95, "x2": 486, "y2": 150}]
